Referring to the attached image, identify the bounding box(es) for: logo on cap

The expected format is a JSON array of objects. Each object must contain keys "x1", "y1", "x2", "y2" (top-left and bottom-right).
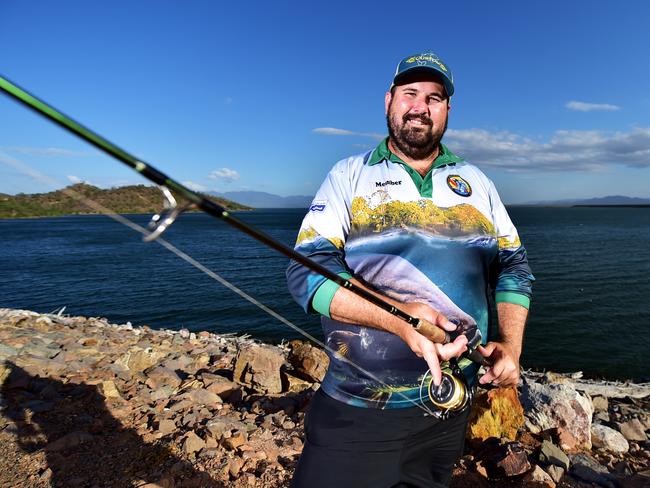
[{"x1": 447, "y1": 175, "x2": 472, "y2": 197}]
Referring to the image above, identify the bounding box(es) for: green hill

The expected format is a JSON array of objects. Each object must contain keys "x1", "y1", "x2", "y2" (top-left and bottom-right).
[{"x1": 0, "y1": 183, "x2": 252, "y2": 218}]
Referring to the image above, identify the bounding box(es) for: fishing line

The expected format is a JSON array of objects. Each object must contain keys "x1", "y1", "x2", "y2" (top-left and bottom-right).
[
  {"x1": 0, "y1": 75, "x2": 455, "y2": 348},
  {"x1": 0, "y1": 152, "x2": 438, "y2": 415}
]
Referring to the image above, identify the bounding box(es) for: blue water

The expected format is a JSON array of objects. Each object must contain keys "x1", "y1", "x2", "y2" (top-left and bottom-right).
[{"x1": 1, "y1": 207, "x2": 649, "y2": 381}]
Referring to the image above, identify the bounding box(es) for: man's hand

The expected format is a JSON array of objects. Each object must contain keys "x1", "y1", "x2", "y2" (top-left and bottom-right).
[
  {"x1": 477, "y1": 302, "x2": 528, "y2": 387},
  {"x1": 399, "y1": 302, "x2": 468, "y2": 386},
  {"x1": 329, "y1": 282, "x2": 468, "y2": 386},
  {"x1": 478, "y1": 341, "x2": 520, "y2": 387}
]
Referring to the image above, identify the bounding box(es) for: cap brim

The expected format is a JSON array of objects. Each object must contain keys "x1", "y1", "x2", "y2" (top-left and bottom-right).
[{"x1": 393, "y1": 66, "x2": 454, "y2": 97}]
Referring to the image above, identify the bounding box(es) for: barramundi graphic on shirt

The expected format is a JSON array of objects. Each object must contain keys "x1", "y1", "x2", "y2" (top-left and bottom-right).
[{"x1": 287, "y1": 143, "x2": 533, "y2": 409}]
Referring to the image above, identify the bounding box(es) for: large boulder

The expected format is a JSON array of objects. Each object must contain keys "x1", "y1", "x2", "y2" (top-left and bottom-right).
[
  {"x1": 233, "y1": 344, "x2": 285, "y2": 394},
  {"x1": 520, "y1": 380, "x2": 593, "y2": 450}
]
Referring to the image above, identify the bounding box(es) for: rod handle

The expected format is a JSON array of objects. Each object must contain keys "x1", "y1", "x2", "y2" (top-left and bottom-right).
[{"x1": 413, "y1": 319, "x2": 450, "y2": 344}]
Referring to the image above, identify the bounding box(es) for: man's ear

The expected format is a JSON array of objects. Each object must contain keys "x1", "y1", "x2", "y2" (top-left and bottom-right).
[{"x1": 384, "y1": 91, "x2": 392, "y2": 115}]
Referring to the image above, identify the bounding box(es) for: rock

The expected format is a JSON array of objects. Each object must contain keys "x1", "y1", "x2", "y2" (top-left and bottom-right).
[
  {"x1": 592, "y1": 423, "x2": 630, "y2": 453},
  {"x1": 478, "y1": 441, "x2": 531, "y2": 478},
  {"x1": 145, "y1": 366, "x2": 182, "y2": 389},
  {"x1": 182, "y1": 388, "x2": 222, "y2": 407},
  {"x1": 556, "y1": 427, "x2": 578, "y2": 452},
  {"x1": 288, "y1": 340, "x2": 329, "y2": 382},
  {"x1": 157, "y1": 419, "x2": 176, "y2": 436},
  {"x1": 569, "y1": 453, "x2": 612, "y2": 487},
  {"x1": 617, "y1": 418, "x2": 647, "y2": 442},
  {"x1": 206, "y1": 417, "x2": 247, "y2": 440},
  {"x1": 150, "y1": 385, "x2": 175, "y2": 401},
  {"x1": 228, "y1": 458, "x2": 244, "y2": 478},
  {"x1": 594, "y1": 410, "x2": 610, "y2": 423},
  {"x1": 520, "y1": 381, "x2": 593, "y2": 450},
  {"x1": 539, "y1": 440, "x2": 570, "y2": 469},
  {"x1": 138, "y1": 475, "x2": 175, "y2": 488},
  {"x1": 233, "y1": 343, "x2": 285, "y2": 394},
  {"x1": 0, "y1": 343, "x2": 18, "y2": 359},
  {"x1": 592, "y1": 395, "x2": 608, "y2": 412},
  {"x1": 45, "y1": 431, "x2": 94, "y2": 452},
  {"x1": 546, "y1": 465, "x2": 564, "y2": 484},
  {"x1": 115, "y1": 347, "x2": 167, "y2": 372},
  {"x1": 619, "y1": 470, "x2": 650, "y2": 488},
  {"x1": 223, "y1": 432, "x2": 246, "y2": 450},
  {"x1": 522, "y1": 465, "x2": 556, "y2": 487},
  {"x1": 281, "y1": 370, "x2": 313, "y2": 393},
  {"x1": 183, "y1": 431, "x2": 206, "y2": 455},
  {"x1": 467, "y1": 387, "x2": 524, "y2": 442},
  {"x1": 101, "y1": 380, "x2": 122, "y2": 399},
  {"x1": 203, "y1": 375, "x2": 239, "y2": 399}
]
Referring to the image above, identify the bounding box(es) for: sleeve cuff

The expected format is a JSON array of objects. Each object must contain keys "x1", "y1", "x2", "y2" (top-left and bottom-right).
[
  {"x1": 311, "y1": 272, "x2": 353, "y2": 318},
  {"x1": 495, "y1": 291, "x2": 530, "y2": 309}
]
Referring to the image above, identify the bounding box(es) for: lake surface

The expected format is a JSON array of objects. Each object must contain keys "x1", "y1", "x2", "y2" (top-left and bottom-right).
[{"x1": 1, "y1": 207, "x2": 649, "y2": 381}]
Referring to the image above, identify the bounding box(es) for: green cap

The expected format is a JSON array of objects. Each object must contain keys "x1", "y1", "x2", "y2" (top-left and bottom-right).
[{"x1": 391, "y1": 51, "x2": 454, "y2": 97}]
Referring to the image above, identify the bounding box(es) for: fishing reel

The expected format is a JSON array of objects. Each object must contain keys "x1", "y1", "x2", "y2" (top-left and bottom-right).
[
  {"x1": 426, "y1": 358, "x2": 473, "y2": 417},
  {"x1": 418, "y1": 322, "x2": 484, "y2": 419}
]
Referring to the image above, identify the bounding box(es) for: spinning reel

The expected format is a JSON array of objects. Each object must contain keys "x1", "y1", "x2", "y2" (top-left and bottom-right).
[
  {"x1": 419, "y1": 322, "x2": 485, "y2": 419},
  {"x1": 427, "y1": 358, "x2": 472, "y2": 414}
]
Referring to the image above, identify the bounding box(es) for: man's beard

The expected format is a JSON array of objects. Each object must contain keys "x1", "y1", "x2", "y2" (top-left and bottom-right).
[{"x1": 386, "y1": 109, "x2": 447, "y2": 161}]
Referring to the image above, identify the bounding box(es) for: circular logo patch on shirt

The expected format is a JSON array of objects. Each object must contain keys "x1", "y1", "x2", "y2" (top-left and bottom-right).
[{"x1": 447, "y1": 175, "x2": 472, "y2": 197}]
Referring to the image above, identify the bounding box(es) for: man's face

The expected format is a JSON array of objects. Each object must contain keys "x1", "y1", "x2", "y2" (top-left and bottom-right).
[{"x1": 385, "y1": 75, "x2": 450, "y2": 160}]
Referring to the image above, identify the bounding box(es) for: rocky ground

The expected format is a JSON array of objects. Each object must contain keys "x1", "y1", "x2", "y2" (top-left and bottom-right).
[{"x1": 0, "y1": 308, "x2": 648, "y2": 488}]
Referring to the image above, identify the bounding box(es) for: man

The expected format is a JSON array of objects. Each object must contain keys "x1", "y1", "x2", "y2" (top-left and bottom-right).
[{"x1": 286, "y1": 51, "x2": 533, "y2": 488}]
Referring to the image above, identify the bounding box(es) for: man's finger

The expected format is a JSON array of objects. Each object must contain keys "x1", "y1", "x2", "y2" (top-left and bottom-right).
[
  {"x1": 478, "y1": 343, "x2": 495, "y2": 357},
  {"x1": 479, "y1": 369, "x2": 496, "y2": 384},
  {"x1": 435, "y1": 337, "x2": 467, "y2": 361},
  {"x1": 422, "y1": 348, "x2": 442, "y2": 386},
  {"x1": 434, "y1": 315, "x2": 458, "y2": 332}
]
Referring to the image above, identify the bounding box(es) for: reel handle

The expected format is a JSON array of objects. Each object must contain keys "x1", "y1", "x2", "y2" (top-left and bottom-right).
[{"x1": 413, "y1": 318, "x2": 450, "y2": 343}]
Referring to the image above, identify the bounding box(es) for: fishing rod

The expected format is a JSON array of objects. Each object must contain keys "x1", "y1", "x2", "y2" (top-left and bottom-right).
[{"x1": 0, "y1": 76, "x2": 485, "y2": 369}]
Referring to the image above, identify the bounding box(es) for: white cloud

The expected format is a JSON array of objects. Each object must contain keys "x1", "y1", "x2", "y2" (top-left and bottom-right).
[
  {"x1": 3, "y1": 146, "x2": 95, "y2": 157},
  {"x1": 209, "y1": 167, "x2": 240, "y2": 182},
  {"x1": 565, "y1": 101, "x2": 621, "y2": 112},
  {"x1": 313, "y1": 127, "x2": 384, "y2": 140},
  {"x1": 66, "y1": 175, "x2": 96, "y2": 185},
  {"x1": 182, "y1": 180, "x2": 207, "y2": 192},
  {"x1": 444, "y1": 127, "x2": 650, "y2": 172}
]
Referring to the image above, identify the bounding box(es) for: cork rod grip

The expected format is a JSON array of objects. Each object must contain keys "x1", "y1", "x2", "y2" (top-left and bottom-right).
[{"x1": 413, "y1": 319, "x2": 450, "y2": 344}]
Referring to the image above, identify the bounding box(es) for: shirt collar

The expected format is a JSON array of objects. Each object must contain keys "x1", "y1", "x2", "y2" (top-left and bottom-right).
[{"x1": 367, "y1": 137, "x2": 463, "y2": 168}]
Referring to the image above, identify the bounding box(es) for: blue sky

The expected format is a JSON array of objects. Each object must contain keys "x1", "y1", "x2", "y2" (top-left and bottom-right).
[{"x1": 1, "y1": 0, "x2": 649, "y2": 203}]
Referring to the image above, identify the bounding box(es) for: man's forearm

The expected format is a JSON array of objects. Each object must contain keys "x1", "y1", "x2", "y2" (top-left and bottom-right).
[
  {"x1": 496, "y1": 301, "x2": 528, "y2": 359},
  {"x1": 327, "y1": 278, "x2": 468, "y2": 385},
  {"x1": 328, "y1": 278, "x2": 412, "y2": 340}
]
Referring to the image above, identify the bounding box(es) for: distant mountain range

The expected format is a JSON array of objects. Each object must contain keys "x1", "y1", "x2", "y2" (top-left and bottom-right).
[
  {"x1": 209, "y1": 191, "x2": 313, "y2": 208},
  {"x1": 522, "y1": 195, "x2": 650, "y2": 206}
]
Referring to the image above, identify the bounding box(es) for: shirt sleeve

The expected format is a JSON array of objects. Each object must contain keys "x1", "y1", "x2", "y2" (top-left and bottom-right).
[
  {"x1": 487, "y1": 180, "x2": 535, "y2": 308},
  {"x1": 286, "y1": 158, "x2": 355, "y2": 315}
]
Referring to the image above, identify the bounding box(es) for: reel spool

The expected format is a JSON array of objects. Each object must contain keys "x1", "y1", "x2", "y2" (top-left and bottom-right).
[{"x1": 426, "y1": 358, "x2": 472, "y2": 415}]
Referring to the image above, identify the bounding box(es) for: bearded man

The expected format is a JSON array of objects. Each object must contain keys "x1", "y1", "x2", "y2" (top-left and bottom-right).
[{"x1": 287, "y1": 52, "x2": 534, "y2": 488}]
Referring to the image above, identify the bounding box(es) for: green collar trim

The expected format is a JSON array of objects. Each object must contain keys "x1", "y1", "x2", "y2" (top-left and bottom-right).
[{"x1": 367, "y1": 137, "x2": 463, "y2": 168}]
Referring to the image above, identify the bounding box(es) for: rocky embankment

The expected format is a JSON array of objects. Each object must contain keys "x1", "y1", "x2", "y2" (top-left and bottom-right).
[{"x1": 0, "y1": 308, "x2": 648, "y2": 488}]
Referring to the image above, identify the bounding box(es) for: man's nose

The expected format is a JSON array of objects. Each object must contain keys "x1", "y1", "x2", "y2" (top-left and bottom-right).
[{"x1": 409, "y1": 96, "x2": 429, "y2": 114}]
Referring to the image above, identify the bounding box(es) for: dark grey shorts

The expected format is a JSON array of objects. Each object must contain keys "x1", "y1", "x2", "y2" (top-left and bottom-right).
[{"x1": 290, "y1": 388, "x2": 470, "y2": 488}]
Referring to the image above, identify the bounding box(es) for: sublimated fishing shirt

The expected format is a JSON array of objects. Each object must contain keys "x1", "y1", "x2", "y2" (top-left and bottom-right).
[{"x1": 287, "y1": 139, "x2": 534, "y2": 409}]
